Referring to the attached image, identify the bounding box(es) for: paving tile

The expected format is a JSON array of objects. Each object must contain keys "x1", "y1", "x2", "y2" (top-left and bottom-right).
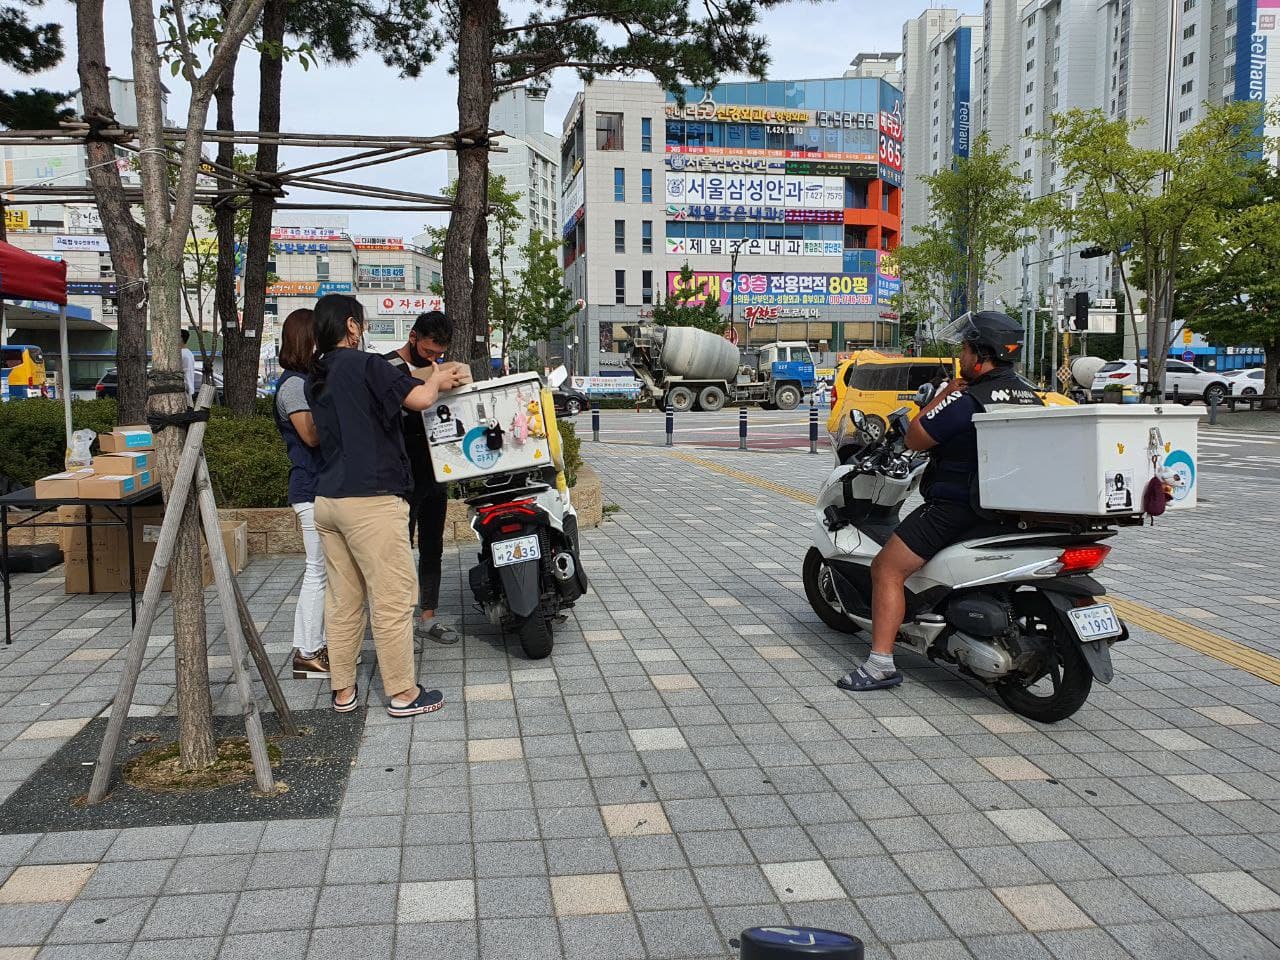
[
  {"x1": 986, "y1": 809, "x2": 1070, "y2": 843},
  {"x1": 1190, "y1": 870, "x2": 1280, "y2": 912},
  {"x1": 760, "y1": 860, "x2": 845, "y2": 903},
  {"x1": 1167, "y1": 774, "x2": 1249, "y2": 802},
  {"x1": 305, "y1": 924, "x2": 393, "y2": 960},
  {"x1": 16, "y1": 719, "x2": 91, "y2": 740},
  {"x1": 467, "y1": 738, "x2": 524, "y2": 762},
  {"x1": 628, "y1": 727, "x2": 688, "y2": 751},
  {"x1": 550, "y1": 873, "x2": 630, "y2": 916},
  {"x1": 219, "y1": 931, "x2": 310, "y2": 960},
  {"x1": 229, "y1": 887, "x2": 319, "y2": 933},
  {"x1": 926, "y1": 889, "x2": 1023, "y2": 937},
  {"x1": 398, "y1": 880, "x2": 476, "y2": 923},
  {"x1": 478, "y1": 916, "x2": 558, "y2": 960},
  {"x1": 634, "y1": 908, "x2": 726, "y2": 959},
  {"x1": 559, "y1": 913, "x2": 646, "y2": 960},
  {"x1": 693, "y1": 865, "x2": 776, "y2": 906},
  {"x1": 978, "y1": 756, "x2": 1050, "y2": 781},
  {"x1": 622, "y1": 869, "x2": 702, "y2": 912},
  {"x1": 754, "y1": 646, "x2": 801, "y2": 661},
  {"x1": 600, "y1": 802, "x2": 671, "y2": 837},
  {"x1": 1138, "y1": 728, "x2": 1210, "y2": 752},
  {"x1": 0, "y1": 863, "x2": 96, "y2": 903},
  {"x1": 464, "y1": 683, "x2": 514, "y2": 702},
  {"x1": 879, "y1": 716, "x2": 942, "y2": 738},
  {"x1": 651, "y1": 674, "x2": 700, "y2": 692},
  {"x1": 993, "y1": 884, "x2": 1096, "y2": 932},
  {"x1": 973, "y1": 714, "x2": 1035, "y2": 735},
  {"x1": 1193, "y1": 705, "x2": 1261, "y2": 726},
  {"x1": 858, "y1": 893, "x2": 951, "y2": 944}
]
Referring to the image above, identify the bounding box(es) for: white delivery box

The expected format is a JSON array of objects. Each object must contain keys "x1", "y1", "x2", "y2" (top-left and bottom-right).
[
  {"x1": 425, "y1": 371, "x2": 556, "y2": 483},
  {"x1": 974, "y1": 404, "x2": 1201, "y2": 517}
]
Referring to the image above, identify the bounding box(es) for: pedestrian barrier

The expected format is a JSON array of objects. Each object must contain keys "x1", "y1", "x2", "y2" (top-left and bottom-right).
[
  {"x1": 738, "y1": 404, "x2": 748, "y2": 451},
  {"x1": 809, "y1": 399, "x2": 819, "y2": 455},
  {"x1": 665, "y1": 401, "x2": 674, "y2": 447},
  {"x1": 591, "y1": 401, "x2": 600, "y2": 442}
]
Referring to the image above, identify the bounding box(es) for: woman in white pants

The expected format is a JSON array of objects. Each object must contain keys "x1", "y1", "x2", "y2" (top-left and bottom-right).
[{"x1": 273, "y1": 309, "x2": 330, "y2": 678}]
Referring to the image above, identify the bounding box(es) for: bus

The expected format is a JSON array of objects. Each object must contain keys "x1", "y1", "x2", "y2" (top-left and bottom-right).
[{"x1": 0, "y1": 344, "x2": 49, "y2": 401}]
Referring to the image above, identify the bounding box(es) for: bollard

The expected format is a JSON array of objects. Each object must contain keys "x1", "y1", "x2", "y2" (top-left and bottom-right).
[
  {"x1": 592, "y1": 401, "x2": 600, "y2": 442},
  {"x1": 1172, "y1": 383, "x2": 1180, "y2": 404},
  {"x1": 809, "y1": 398, "x2": 819, "y2": 454},
  {"x1": 1210, "y1": 393, "x2": 1219, "y2": 426},
  {"x1": 739, "y1": 404, "x2": 748, "y2": 451},
  {"x1": 739, "y1": 926, "x2": 864, "y2": 959},
  {"x1": 665, "y1": 401, "x2": 674, "y2": 447}
]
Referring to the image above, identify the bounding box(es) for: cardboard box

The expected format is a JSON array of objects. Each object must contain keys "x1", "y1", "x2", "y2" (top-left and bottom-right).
[
  {"x1": 98, "y1": 426, "x2": 154, "y2": 453},
  {"x1": 61, "y1": 506, "x2": 246, "y2": 594},
  {"x1": 92, "y1": 451, "x2": 152, "y2": 476},
  {"x1": 77, "y1": 471, "x2": 156, "y2": 500},
  {"x1": 35, "y1": 469, "x2": 95, "y2": 500}
]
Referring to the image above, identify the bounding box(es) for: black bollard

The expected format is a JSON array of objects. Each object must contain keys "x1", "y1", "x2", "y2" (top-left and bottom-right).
[
  {"x1": 739, "y1": 404, "x2": 748, "y2": 451},
  {"x1": 1210, "y1": 393, "x2": 1219, "y2": 426},
  {"x1": 592, "y1": 401, "x2": 600, "y2": 442},
  {"x1": 665, "y1": 401, "x2": 673, "y2": 447},
  {"x1": 739, "y1": 926, "x2": 864, "y2": 960},
  {"x1": 1172, "y1": 383, "x2": 1180, "y2": 405},
  {"x1": 809, "y1": 398, "x2": 819, "y2": 455}
]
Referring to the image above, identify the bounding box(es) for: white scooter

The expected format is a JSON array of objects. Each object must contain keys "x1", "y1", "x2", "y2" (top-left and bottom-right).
[{"x1": 804, "y1": 392, "x2": 1128, "y2": 723}]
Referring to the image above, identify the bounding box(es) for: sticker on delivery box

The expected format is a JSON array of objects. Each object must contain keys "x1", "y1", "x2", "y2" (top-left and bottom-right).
[
  {"x1": 1163, "y1": 450, "x2": 1195, "y2": 502},
  {"x1": 1104, "y1": 471, "x2": 1135, "y2": 511},
  {"x1": 424, "y1": 406, "x2": 466, "y2": 446},
  {"x1": 462, "y1": 427, "x2": 502, "y2": 470}
]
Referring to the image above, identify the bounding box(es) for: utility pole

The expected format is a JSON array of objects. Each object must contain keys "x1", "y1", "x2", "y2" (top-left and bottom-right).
[
  {"x1": 1021, "y1": 246, "x2": 1034, "y2": 382},
  {"x1": 729, "y1": 239, "x2": 743, "y2": 348}
]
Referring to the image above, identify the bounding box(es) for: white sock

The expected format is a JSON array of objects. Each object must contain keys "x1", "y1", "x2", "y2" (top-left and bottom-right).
[{"x1": 865, "y1": 651, "x2": 896, "y2": 679}]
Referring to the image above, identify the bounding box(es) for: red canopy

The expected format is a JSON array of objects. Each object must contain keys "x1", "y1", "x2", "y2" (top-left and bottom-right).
[{"x1": 0, "y1": 240, "x2": 67, "y2": 305}]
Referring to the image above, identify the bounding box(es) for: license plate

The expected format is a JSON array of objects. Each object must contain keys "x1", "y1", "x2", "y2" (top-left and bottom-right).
[
  {"x1": 1067, "y1": 603, "x2": 1123, "y2": 641},
  {"x1": 492, "y1": 535, "x2": 540, "y2": 568}
]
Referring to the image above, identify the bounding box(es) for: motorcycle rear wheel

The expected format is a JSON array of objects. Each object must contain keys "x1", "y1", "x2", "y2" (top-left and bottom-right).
[
  {"x1": 514, "y1": 607, "x2": 555, "y2": 659},
  {"x1": 997, "y1": 597, "x2": 1092, "y2": 723},
  {"x1": 803, "y1": 548, "x2": 862, "y2": 635}
]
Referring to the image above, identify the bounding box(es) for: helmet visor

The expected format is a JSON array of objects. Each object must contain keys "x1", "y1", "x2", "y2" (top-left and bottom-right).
[{"x1": 934, "y1": 312, "x2": 978, "y2": 347}]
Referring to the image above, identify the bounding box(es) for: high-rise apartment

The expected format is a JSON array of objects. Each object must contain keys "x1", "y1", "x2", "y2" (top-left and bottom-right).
[{"x1": 559, "y1": 77, "x2": 905, "y2": 376}]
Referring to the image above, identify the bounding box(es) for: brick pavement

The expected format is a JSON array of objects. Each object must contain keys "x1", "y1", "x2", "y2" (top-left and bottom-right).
[{"x1": 0, "y1": 440, "x2": 1278, "y2": 959}]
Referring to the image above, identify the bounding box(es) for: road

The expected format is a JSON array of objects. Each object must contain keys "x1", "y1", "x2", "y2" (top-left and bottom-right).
[
  {"x1": 581, "y1": 405, "x2": 834, "y2": 450},
  {"x1": 1199, "y1": 424, "x2": 1280, "y2": 476}
]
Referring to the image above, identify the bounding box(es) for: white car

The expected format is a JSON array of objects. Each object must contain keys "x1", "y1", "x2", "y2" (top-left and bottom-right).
[
  {"x1": 1228, "y1": 368, "x2": 1265, "y2": 396},
  {"x1": 1091, "y1": 359, "x2": 1230, "y2": 405}
]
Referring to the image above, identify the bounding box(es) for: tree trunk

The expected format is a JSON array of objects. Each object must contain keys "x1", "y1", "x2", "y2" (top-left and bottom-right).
[
  {"x1": 212, "y1": 19, "x2": 240, "y2": 392},
  {"x1": 76, "y1": 0, "x2": 149, "y2": 426},
  {"x1": 1265, "y1": 338, "x2": 1279, "y2": 412},
  {"x1": 224, "y1": 0, "x2": 285, "y2": 416},
  {"x1": 471, "y1": 204, "x2": 492, "y2": 377},
  {"x1": 445, "y1": 0, "x2": 498, "y2": 381}
]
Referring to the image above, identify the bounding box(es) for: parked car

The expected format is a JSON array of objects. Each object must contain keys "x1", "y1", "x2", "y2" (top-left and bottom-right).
[
  {"x1": 94, "y1": 369, "x2": 118, "y2": 399},
  {"x1": 1227, "y1": 368, "x2": 1265, "y2": 396},
  {"x1": 552, "y1": 385, "x2": 590, "y2": 417},
  {"x1": 1090, "y1": 359, "x2": 1229, "y2": 405}
]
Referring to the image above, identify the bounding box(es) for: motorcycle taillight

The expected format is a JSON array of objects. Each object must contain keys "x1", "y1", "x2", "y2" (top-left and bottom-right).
[{"x1": 499, "y1": 522, "x2": 523, "y2": 534}]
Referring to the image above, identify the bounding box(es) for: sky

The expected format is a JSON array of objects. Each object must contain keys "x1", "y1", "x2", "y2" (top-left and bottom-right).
[{"x1": 1, "y1": 0, "x2": 982, "y2": 239}]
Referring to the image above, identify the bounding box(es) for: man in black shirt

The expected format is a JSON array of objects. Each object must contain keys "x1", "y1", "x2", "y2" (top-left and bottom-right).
[{"x1": 385, "y1": 311, "x2": 458, "y2": 647}]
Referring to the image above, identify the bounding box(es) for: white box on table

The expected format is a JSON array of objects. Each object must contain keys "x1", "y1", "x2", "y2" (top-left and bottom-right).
[
  {"x1": 974, "y1": 404, "x2": 1201, "y2": 517},
  {"x1": 425, "y1": 372, "x2": 555, "y2": 484}
]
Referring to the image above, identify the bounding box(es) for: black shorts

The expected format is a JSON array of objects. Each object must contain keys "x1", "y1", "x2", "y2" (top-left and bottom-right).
[{"x1": 894, "y1": 499, "x2": 982, "y2": 561}]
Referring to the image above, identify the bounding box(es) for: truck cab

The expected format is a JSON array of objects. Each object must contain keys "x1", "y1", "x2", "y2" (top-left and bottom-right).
[{"x1": 756, "y1": 341, "x2": 816, "y2": 409}]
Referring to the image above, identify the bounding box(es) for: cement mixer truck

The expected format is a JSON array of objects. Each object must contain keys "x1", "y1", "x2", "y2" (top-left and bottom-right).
[{"x1": 621, "y1": 323, "x2": 816, "y2": 412}]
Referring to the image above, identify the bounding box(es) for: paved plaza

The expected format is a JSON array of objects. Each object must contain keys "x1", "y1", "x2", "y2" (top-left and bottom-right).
[{"x1": 2, "y1": 429, "x2": 1280, "y2": 960}]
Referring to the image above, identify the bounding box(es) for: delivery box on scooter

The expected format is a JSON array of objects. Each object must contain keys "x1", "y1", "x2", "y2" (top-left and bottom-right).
[
  {"x1": 425, "y1": 371, "x2": 557, "y2": 484},
  {"x1": 973, "y1": 404, "x2": 1200, "y2": 517}
]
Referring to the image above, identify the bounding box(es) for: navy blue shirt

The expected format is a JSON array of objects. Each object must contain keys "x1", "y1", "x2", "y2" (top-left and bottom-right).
[
  {"x1": 307, "y1": 349, "x2": 419, "y2": 500},
  {"x1": 919, "y1": 390, "x2": 981, "y2": 503},
  {"x1": 272, "y1": 369, "x2": 321, "y2": 505}
]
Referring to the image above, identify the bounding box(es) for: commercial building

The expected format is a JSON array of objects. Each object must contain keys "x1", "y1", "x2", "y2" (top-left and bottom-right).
[{"x1": 559, "y1": 77, "x2": 906, "y2": 377}]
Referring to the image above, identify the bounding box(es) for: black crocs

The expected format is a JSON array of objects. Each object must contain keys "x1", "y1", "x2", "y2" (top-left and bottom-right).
[{"x1": 387, "y1": 685, "x2": 445, "y2": 718}]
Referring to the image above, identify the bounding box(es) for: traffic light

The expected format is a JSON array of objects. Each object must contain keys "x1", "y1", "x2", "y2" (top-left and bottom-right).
[
  {"x1": 1079, "y1": 246, "x2": 1109, "y2": 259},
  {"x1": 1074, "y1": 292, "x2": 1090, "y2": 331}
]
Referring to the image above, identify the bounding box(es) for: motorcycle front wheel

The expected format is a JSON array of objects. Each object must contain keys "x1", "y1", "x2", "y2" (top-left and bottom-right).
[
  {"x1": 803, "y1": 548, "x2": 862, "y2": 635},
  {"x1": 997, "y1": 594, "x2": 1092, "y2": 723}
]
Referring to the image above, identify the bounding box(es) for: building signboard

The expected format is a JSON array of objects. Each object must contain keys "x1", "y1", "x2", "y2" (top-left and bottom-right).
[
  {"x1": 377, "y1": 294, "x2": 445, "y2": 315},
  {"x1": 53, "y1": 235, "x2": 110, "y2": 252},
  {"x1": 67, "y1": 281, "x2": 118, "y2": 297},
  {"x1": 357, "y1": 264, "x2": 406, "y2": 281},
  {"x1": 271, "y1": 226, "x2": 345, "y2": 241},
  {"x1": 667, "y1": 270, "x2": 877, "y2": 307},
  {"x1": 265, "y1": 280, "x2": 354, "y2": 296},
  {"x1": 561, "y1": 169, "x2": 585, "y2": 235},
  {"x1": 952, "y1": 27, "x2": 973, "y2": 159},
  {"x1": 351, "y1": 235, "x2": 404, "y2": 250},
  {"x1": 665, "y1": 155, "x2": 786, "y2": 173},
  {"x1": 664, "y1": 95, "x2": 811, "y2": 125},
  {"x1": 273, "y1": 241, "x2": 330, "y2": 254},
  {"x1": 665, "y1": 173, "x2": 845, "y2": 209},
  {"x1": 3, "y1": 209, "x2": 29, "y2": 231},
  {"x1": 666, "y1": 204, "x2": 843, "y2": 224},
  {"x1": 666, "y1": 237, "x2": 843, "y2": 258}
]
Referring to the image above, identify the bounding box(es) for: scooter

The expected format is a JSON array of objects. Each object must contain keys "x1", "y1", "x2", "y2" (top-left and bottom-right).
[
  {"x1": 804, "y1": 391, "x2": 1128, "y2": 723},
  {"x1": 465, "y1": 466, "x2": 589, "y2": 659}
]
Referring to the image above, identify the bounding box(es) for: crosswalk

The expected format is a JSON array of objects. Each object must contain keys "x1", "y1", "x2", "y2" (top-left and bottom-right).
[{"x1": 1199, "y1": 429, "x2": 1280, "y2": 474}]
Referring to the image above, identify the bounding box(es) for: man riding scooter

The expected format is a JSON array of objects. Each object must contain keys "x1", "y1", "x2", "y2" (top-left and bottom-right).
[{"x1": 837, "y1": 311, "x2": 1044, "y2": 692}]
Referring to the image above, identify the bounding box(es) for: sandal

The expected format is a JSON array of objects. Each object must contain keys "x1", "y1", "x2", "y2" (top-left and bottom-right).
[
  {"x1": 835, "y1": 667, "x2": 903, "y2": 692},
  {"x1": 387, "y1": 684, "x2": 445, "y2": 718},
  {"x1": 414, "y1": 620, "x2": 460, "y2": 647},
  {"x1": 332, "y1": 683, "x2": 359, "y2": 713}
]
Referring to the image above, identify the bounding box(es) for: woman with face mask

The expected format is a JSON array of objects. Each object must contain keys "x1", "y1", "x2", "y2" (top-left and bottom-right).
[{"x1": 305, "y1": 293, "x2": 471, "y2": 717}]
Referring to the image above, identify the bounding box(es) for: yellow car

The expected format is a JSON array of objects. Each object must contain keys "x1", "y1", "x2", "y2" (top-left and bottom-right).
[{"x1": 829, "y1": 350, "x2": 1073, "y2": 442}]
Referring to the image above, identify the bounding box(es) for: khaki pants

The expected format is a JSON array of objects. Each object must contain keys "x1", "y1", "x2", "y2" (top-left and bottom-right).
[{"x1": 314, "y1": 494, "x2": 416, "y2": 697}]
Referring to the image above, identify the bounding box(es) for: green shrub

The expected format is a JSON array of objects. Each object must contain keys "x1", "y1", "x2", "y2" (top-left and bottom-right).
[
  {"x1": 0, "y1": 398, "x2": 120, "y2": 486},
  {"x1": 558, "y1": 420, "x2": 583, "y2": 488},
  {"x1": 203, "y1": 417, "x2": 291, "y2": 508}
]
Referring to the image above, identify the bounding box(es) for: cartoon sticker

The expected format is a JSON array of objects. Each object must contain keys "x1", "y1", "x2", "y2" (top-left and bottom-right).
[
  {"x1": 1104, "y1": 470, "x2": 1135, "y2": 511},
  {"x1": 424, "y1": 406, "x2": 466, "y2": 446},
  {"x1": 1163, "y1": 449, "x2": 1195, "y2": 502},
  {"x1": 463, "y1": 426, "x2": 502, "y2": 469}
]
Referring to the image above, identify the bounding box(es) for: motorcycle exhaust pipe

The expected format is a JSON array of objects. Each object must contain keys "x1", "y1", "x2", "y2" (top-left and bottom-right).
[{"x1": 552, "y1": 552, "x2": 577, "y2": 582}]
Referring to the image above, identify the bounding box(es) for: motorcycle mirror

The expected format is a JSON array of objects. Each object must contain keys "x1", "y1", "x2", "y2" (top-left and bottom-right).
[
  {"x1": 914, "y1": 383, "x2": 935, "y2": 406},
  {"x1": 888, "y1": 407, "x2": 911, "y2": 437},
  {"x1": 849, "y1": 409, "x2": 866, "y2": 429}
]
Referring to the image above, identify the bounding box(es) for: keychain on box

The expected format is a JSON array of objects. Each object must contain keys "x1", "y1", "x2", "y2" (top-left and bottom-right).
[{"x1": 511, "y1": 389, "x2": 530, "y2": 444}]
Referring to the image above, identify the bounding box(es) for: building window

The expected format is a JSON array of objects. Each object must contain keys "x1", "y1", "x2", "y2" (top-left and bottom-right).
[
  {"x1": 642, "y1": 270, "x2": 653, "y2": 305},
  {"x1": 1183, "y1": 0, "x2": 1196, "y2": 9},
  {"x1": 642, "y1": 220, "x2": 653, "y2": 254},
  {"x1": 596, "y1": 112, "x2": 624, "y2": 150},
  {"x1": 1183, "y1": 23, "x2": 1195, "y2": 39},
  {"x1": 1179, "y1": 107, "x2": 1194, "y2": 123},
  {"x1": 641, "y1": 117, "x2": 652, "y2": 152},
  {"x1": 316, "y1": 255, "x2": 330, "y2": 280},
  {"x1": 614, "y1": 168, "x2": 625, "y2": 202},
  {"x1": 614, "y1": 219, "x2": 626, "y2": 254},
  {"x1": 641, "y1": 169, "x2": 653, "y2": 203},
  {"x1": 1182, "y1": 51, "x2": 1195, "y2": 67},
  {"x1": 615, "y1": 269, "x2": 626, "y2": 305},
  {"x1": 1181, "y1": 79, "x2": 1194, "y2": 95}
]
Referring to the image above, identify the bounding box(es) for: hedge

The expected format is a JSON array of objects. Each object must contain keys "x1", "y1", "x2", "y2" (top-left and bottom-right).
[{"x1": 0, "y1": 397, "x2": 584, "y2": 508}]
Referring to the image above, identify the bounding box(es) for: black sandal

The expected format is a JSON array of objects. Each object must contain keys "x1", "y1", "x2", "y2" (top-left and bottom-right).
[
  {"x1": 332, "y1": 684, "x2": 359, "y2": 713},
  {"x1": 387, "y1": 685, "x2": 445, "y2": 718},
  {"x1": 835, "y1": 667, "x2": 903, "y2": 692}
]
